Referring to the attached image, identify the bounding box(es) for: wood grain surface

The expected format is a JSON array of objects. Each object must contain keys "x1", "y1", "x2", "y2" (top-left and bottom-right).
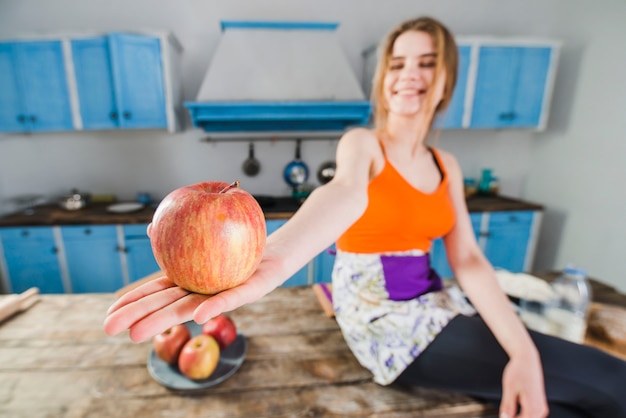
[
  {"x1": 0, "y1": 287, "x2": 500, "y2": 418},
  {"x1": 1, "y1": 282, "x2": 624, "y2": 418}
]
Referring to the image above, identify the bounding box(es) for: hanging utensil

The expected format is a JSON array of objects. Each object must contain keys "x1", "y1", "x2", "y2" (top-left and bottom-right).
[
  {"x1": 242, "y1": 142, "x2": 261, "y2": 177},
  {"x1": 283, "y1": 139, "x2": 309, "y2": 188},
  {"x1": 316, "y1": 160, "x2": 336, "y2": 184}
]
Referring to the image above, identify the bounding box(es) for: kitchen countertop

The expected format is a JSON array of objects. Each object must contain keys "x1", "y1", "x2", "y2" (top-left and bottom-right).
[
  {"x1": 0, "y1": 279, "x2": 623, "y2": 417},
  {"x1": 0, "y1": 194, "x2": 543, "y2": 227}
]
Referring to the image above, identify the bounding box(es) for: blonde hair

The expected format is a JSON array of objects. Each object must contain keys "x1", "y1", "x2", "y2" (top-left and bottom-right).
[{"x1": 371, "y1": 16, "x2": 458, "y2": 130}]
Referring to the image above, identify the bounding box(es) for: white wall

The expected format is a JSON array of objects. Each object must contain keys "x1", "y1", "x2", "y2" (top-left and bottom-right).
[
  {"x1": 0, "y1": 0, "x2": 624, "y2": 291},
  {"x1": 526, "y1": 1, "x2": 626, "y2": 291}
]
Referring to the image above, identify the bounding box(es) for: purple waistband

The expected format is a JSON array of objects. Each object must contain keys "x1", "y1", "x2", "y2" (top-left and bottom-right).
[{"x1": 380, "y1": 254, "x2": 442, "y2": 301}]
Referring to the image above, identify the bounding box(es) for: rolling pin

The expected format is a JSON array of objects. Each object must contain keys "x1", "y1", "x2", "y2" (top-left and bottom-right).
[
  {"x1": 312, "y1": 283, "x2": 335, "y2": 318},
  {"x1": 0, "y1": 287, "x2": 40, "y2": 323}
]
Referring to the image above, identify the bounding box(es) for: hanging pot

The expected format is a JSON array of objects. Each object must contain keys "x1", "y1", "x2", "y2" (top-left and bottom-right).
[
  {"x1": 316, "y1": 160, "x2": 336, "y2": 184},
  {"x1": 283, "y1": 139, "x2": 309, "y2": 188},
  {"x1": 242, "y1": 142, "x2": 261, "y2": 177}
]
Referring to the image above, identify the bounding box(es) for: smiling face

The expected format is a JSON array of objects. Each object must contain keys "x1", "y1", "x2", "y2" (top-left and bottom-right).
[
  {"x1": 371, "y1": 17, "x2": 458, "y2": 129},
  {"x1": 382, "y1": 30, "x2": 444, "y2": 118}
]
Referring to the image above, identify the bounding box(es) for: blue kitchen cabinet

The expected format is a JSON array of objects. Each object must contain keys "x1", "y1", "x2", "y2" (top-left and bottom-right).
[
  {"x1": 430, "y1": 213, "x2": 482, "y2": 279},
  {"x1": 434, "y1": 45, "x2": 471, "y2": 129},
  {"x1": 266, "y1": 220, "x2": 309, "y2": 287},
  {"x1": 470, "y1": 46, "x2": 554, "y2": 129},
  {"x1": 482, "y1": 211, "x2": 534, "y2": 273},
  {"x1": 71, "y1": 33, "x2": 167, "y2": 130},
  {"x1": 0, "y1": 227, "x2": 65, "y2": 294},
  {"x1": 0, "y1": 40, "x2": 73, "y2": 132},
  {"x1": 123, "y1": 224, "x2": 160, "y2": 283},
  {"x1": 61, "y1": 225, "x2": 125, "y2": 293},
  {"x1": 313, "y1": 244, "x2": 336, "y2": 284}
]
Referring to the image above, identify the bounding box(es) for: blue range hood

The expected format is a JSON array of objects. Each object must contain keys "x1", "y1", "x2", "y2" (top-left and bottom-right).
[
  {"x1": 185, "y1": 21, "x2": 372, "y2": 134},
  {"x1": 185, "y1": 101, "x2": 371, "y2": 133}
]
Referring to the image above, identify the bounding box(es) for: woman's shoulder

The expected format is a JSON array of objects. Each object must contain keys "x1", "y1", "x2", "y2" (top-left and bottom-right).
[
  {"x1": 341, "y1": 127, "x2": 378, "y2": 143},
  {"x1": 338, "y1": 128, "x2": 383, "y2": 155},
  {"x1": 431, "y1": 147, "x2": 462, "y2": 178}
]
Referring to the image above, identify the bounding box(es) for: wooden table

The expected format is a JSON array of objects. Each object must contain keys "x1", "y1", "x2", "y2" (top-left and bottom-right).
[
  {"x1": 2, "y1": 280, "x2": 625, "y2": 418},
  {"x1": 0, "y1": 287, "x2": 502, "y2": 418}
]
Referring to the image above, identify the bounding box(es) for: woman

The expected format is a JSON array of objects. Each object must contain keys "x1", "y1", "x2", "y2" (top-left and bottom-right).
[{"x1": 105, "y1": 16, "x2": 626, "y2": 418}]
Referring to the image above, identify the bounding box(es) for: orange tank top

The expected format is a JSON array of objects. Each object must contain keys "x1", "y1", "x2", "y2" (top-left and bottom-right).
[{"x1": 336, "y1": 147, "x2": 455, "y2": 253}]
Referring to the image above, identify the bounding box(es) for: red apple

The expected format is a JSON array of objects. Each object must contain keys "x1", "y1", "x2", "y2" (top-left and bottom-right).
[
  {"x1": 152, "y1": 324, "x2": 191, "y2": 365},
  {"x1": 178, "y1": 334, "x2": 221, "y2": 380},
  {"x1": 202, "y1": 314, "x2": 237, "y2": 349},
  {"x1": 148, "y1": 181, "x2": 266, "y2": 295}
]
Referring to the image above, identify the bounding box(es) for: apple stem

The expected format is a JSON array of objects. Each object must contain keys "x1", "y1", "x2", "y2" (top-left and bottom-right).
[{"x1": 219, "y1": 181, "x2": 240, "y2": 194}]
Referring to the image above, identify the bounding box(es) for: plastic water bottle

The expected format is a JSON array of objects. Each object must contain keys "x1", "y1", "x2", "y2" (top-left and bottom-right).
[{"x1": 545, "y1": 266, "x2": 592, "y2": 343}]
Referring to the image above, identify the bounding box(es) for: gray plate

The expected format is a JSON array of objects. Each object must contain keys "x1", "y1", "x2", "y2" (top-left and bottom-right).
[{"x1": 146, "y1": 321, "x2": 247, "y2": 393}]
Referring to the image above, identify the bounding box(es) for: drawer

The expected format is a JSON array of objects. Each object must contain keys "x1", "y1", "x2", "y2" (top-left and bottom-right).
[
  {"x1": 0, "y1": 226, "x2": 56, "y2": 241},
  {"x1": 123, "y1": 223, "x2": 150, "y2": 238},
  {"x1": 487, "y1": 211, "x2": 534, "y2": 228},
  {"x1": 60, "y1": 225, "x2": 118, "y2": 240}
]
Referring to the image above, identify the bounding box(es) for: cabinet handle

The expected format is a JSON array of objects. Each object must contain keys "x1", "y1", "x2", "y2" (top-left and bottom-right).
[
  {"x1": 498, "y1": 112, "x2": 515, "y2": 121},
  {"x1": 30, "y1": 115, "x2": 37, "y2": 123},
  {"x1": 17, "y1": 115, "x2": 26, "y2": 123},
  {"x1": 480, "y1": 231, "x2": 491, "y2": 238},
  {"x1": 123, "y1": 111, "x2": 131, "y2": 120},
  {"x1": 116, "y1": 245, "x2": 128, "y2": 253},
  {"x1": 110, "y1": 111, "x2": 118, "y2": 120},
  {"x1": 21, "y1": 230, "x2": 30, "y2": 237},
  {"x1": 52, "y1": 247, "x2": 58, "y2": 254},
  {"x1": 84, "y1": 228, "x2": 92, "y2": 235}
]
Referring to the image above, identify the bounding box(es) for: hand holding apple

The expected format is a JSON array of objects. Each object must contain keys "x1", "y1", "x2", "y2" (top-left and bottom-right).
[
  {"x1": 178, "y1": 334, "x2": 221, "y2": 380},
  {"x1": 202, "y1": 314, "x2": 237, "y2": 349},
  {"x1": 152, "y1": 324, "x2": 191, "y2": 365},
  {"x1": 148, "y1": 181, "x2": 266, "y2": 295}
]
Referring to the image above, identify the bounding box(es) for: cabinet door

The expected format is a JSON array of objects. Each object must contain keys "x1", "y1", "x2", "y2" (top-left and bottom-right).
[
  {"x1": 61, "y1": 225, "x2": 125, "y2": 293},
  {"x1": 109, "y1": 33, "x2": 167, "y2": 129},
  {"x1": 513, "y1": 47, "x2": 553, "y2": 127},
  {"x1": 266, "y1": 220, "x2": 309, "y2": 287},
  {"x1": 0, "y1": 41, "x2": 73, "y2": 132},
  {"x1": 71, "y1": 37, "x2": 118, "y2": 129},
  {"x1": 0, "y1": 227, "x2": 65, "y2": 294},
  {"x1": 123, "y1": 224, "x2": 160, "y2": 283},
  {"x1": 482, "y1": 211, "x2": 534, "y2": 273},
  {"x1": 430, "y1": 213, "x2": 482, "y2": 279},
  {"x1": 313, "y1": 244, "x2": 336, "y2": 284},
  {"x1": 434, "y1": 45, "x2": 471, "y2": 129},
  {"x1": 0, "y1": 43, "x2": 26, "y2": 132},
  {"x1": 470, "y1": 46, "x2": 552, "y2": 129}
]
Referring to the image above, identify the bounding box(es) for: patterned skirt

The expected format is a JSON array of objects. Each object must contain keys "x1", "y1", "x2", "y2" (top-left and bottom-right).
[{"x1": 332, "y1": 249, "x2": 476, "y2": 385}]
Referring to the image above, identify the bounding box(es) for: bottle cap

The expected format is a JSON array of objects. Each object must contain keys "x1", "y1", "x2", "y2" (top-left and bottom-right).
[{"x1": 563, "y1": 265, "x2": 587, "y2": 277}]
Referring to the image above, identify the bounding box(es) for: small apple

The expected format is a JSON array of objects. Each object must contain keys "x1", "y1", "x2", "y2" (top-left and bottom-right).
[
  {"x1": 148, "y1": 180, "x2": 266, "y2": 295},
  {"x1": 178, "y1": 334, "x2": 221, "y2": 380},
  {"x1": 152, "y1": 324, "x2": 191, "y2": 365},
  {"x1": 202, "y1": 314, "x2": 237, "y2": 349}
]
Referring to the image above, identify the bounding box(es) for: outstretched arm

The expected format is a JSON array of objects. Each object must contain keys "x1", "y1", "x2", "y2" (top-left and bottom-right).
[
  {"x1": 103, "y1": 128, "x2": 379, "y2": 343},
  {"x1": 440, "y1": 151, "x2": 548, "y2": 418}
]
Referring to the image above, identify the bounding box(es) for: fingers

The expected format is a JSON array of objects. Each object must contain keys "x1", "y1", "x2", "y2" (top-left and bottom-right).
[
  {"x1": 107, "y1": 276, "x2": 176, "y2": 315},
  {"x1": 127, "y1": 292, "x2": 209, "y2": 343},
  {"x1": 103, "y1": 285, "x2": 191, "y2": 337},
  {"x1": 499, "y1": 386, "x2": 517, "y2": 418},
  {"x1": 193, "y1": 275, "x2": 274, "y2": 323}
]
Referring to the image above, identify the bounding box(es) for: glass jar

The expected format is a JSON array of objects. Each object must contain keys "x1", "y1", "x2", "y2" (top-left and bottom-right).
[{"x1": 545, "y1": 266, "x2": 592, "y2": 343}]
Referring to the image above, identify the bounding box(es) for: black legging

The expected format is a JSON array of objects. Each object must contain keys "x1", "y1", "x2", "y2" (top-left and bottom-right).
[{"x1": 394, "y1": 314, "x2": 626, "y2": 418}]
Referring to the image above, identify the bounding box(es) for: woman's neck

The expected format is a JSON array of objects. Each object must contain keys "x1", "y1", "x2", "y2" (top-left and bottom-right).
[{"x1": 382, "y1": 113, "x2": 431, "y2": 156}]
